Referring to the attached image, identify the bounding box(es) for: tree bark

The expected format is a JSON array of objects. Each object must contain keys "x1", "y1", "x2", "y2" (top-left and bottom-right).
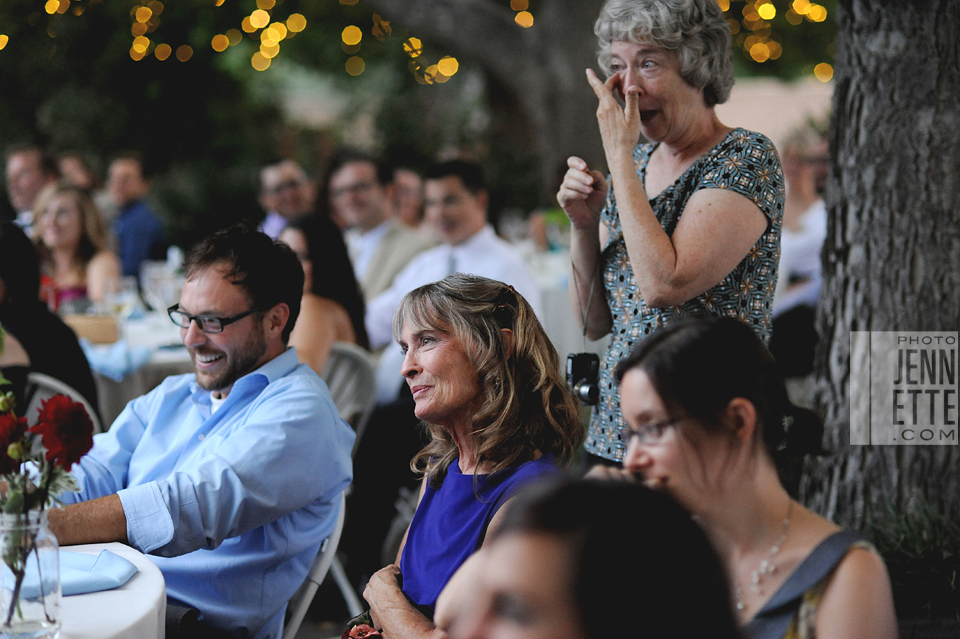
[
  {"x1": 364, "y1": 0, "x2": 605, "y2": 201},
  {"x1": 801, "y1": 0, "x2": 960, "y2": 526}
]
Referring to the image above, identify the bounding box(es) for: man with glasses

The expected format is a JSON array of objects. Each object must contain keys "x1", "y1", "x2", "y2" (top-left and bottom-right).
[
  {"x1": 327, "y1": 149, "x2": 434, "y2": 300},
  {"x1": 48, "y1": 224, "x2": 355, "y2": 639},
  {"x1": 258, "y1": 159, "x2": 316, "y2": 240}
]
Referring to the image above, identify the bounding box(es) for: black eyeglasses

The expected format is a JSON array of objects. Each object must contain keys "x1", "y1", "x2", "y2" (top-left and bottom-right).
[
  {"x1": 621, "y1": 418, "x2": 682, "y2": 445},
  {"x1": 167, "y1": 304, "x2": 260, "y2": 334}
]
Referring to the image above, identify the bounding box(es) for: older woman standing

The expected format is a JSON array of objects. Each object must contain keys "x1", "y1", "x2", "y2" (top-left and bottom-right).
[
  {"x1": 559, "y1": 0, "x2": 785, "y2": 464},
  {"x1": 363, "y1": 274, "x2": 584, "y2": 638}
]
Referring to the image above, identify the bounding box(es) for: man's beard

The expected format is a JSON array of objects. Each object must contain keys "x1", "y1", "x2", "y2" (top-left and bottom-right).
[{"x1": 193, "y1": 325, "x2": 267, "y2": 392}]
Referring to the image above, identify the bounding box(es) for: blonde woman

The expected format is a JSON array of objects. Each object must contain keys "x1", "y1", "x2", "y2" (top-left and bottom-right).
[{"x1": 34, "y1": 182, "x2": 119, "y2": 308}]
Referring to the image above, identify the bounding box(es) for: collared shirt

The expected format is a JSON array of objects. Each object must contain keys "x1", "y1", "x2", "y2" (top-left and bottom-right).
[
  {"x1": 365, "y1": 225, "x2": 543, "y2": 400},
  {"x1": 345, "y1": 219, "x2": 392, "y2": 281},
  {"x1": 61, "y1": 348, "x2": 355, "y2": 638},
  {"x1": 259, "y1": 212, "x2": 288, "y2": 240}
]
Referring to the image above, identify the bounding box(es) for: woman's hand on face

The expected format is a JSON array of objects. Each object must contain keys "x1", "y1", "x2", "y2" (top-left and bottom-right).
[
  {"x1": 557, "y1": 156, "x2": 608, "y2": 231},
  {"x1": 587, "y1": 68, "x2": 643, "y2": 163}
]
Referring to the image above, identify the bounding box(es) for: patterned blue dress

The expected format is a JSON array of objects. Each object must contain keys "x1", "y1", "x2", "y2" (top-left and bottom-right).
[{"x1": 586, "y1": 128, "x2": 785, "y2": 461}]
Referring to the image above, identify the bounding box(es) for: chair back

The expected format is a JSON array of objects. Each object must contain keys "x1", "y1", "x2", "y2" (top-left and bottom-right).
[
  {"x1": 322, "y1": 342, "x2": 376, "y2": 454},
  {"x1": 282, "y1": 491, "x2": 347, "y2": 639},
  {"x1": 23, "y1": 372, "x2": 103, "y2": 434}
]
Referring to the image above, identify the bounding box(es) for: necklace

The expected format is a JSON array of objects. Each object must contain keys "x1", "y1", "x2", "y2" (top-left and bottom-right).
[{"x1": 735, "y1": 499, "x2": 795, "y2": 612}]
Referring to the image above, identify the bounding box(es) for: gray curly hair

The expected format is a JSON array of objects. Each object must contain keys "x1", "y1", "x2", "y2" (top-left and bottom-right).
[{"x1": 595, "y1": 0, "x2": 735, "y2": 107}]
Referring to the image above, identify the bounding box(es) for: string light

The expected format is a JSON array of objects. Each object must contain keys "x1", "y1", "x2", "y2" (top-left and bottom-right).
[
  {"x1": 437, "y1": 56, "x2": 459, "y2": 76},
  {"x1": 403, "y1": 37, "x2": 422, "y2": 57},
  {"x1": 510, "y1": 0, "x2": 528, "y2": 10},
  {"x1": 250, "y1": 10, "x2": 269, "y2": 29},
  {"x1": 154, "y1": 43, "x2": 171, "y2": 60},
  {"x1": 176, "y1": 45, "x2": 192, "y2": 61},
  {"x1": 515, "y1": 11, "x2": 533, "y2": 28},
  {"x1": 211, "y1": 34, "x2": 228, "y2": 52},
  {"x1": 251, "y1": 51, "x2": 271, "y2": 71},
  {"x1": 342, "y1": 25, "x2": 362, "y2": 46},
  {"x1": 813, "y1": 62, "x2": 833, "y2": 81},
  {"x1": 0, "y1": 35, "x2": 8, "y2": 50},
  {"x1": 345, "y1": 56, "x2": 365, "y2": 76},
  {"x1": 286, "y1": 14, "x2": 306, "y2": 33}
]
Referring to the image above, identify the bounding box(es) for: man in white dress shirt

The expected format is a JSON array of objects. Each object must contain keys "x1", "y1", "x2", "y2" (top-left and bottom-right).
[
  {"x1": 365, "y1": 160, "x2": 542, "y2": 398},
  {"x1": 330, "y1": 150, "x2": 434, "y2": 301}
]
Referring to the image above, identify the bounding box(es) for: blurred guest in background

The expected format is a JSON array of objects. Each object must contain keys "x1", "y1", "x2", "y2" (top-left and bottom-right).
[
  {"x1": 34, "y1": 182, "x2": 120, "y2": 309},
  {"x1": 279, "y1": 214, "x2": 369, "y2": 375},
  {"x1": 107, "y1": 153, "x2": 167, "y2": 277},
  {"x1": 5, "y1": 144, "x2": 58, "y2": 234},
  {"x1": 769, "y1": 121, "x2": 829, "y2": 382},
  {"x1": 559, "y1": 0, "x2": 784, "y2": 466},
  {"x1": 0, "y1": 220, "x2": 100, "y2": 417},
  {"x1": 58, "y1": 151, "x2": 117, "y2": 223},
  {"x1": 328, "y1": 150, "x2": 434, "y2": 301},
  {"x1": 392, "y1": 166, "x2": 426, "y2": 230},
  {"x1": 258, "y1": 159, "x2": 316, "y2": 240},
  {"x1": 439, "y1": 479, "x2": 740, "y2": 639}
]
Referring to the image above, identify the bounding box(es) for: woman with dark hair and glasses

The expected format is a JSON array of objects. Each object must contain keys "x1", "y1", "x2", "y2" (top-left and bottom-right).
[
  {"x1": 443, "y1": 479, "x2": 740, "y2": 639},
  {"x1": 362, "y1": 273, "x2": 584, "y2": 639},
  {"x1": 613, "y1": 316, "x2": 896, "y2": 639}
]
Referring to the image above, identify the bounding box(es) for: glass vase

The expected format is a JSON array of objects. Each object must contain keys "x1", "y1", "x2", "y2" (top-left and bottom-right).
[{"x1": 0, "y1": 511, "x2": 60, "y2": 639}]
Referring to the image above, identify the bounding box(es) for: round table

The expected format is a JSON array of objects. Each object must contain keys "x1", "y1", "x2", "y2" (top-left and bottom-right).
[{"x1": 61, "y1": 543, "x2": 165, "y2": 639}]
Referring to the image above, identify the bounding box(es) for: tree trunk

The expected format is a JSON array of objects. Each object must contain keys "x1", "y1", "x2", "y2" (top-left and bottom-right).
[
  {"x1": 363, "y1": 0, "x2": 605, "y2": 201},
  {"x1": 801, "y1": 0, "x2": 960, "y2": 527}
]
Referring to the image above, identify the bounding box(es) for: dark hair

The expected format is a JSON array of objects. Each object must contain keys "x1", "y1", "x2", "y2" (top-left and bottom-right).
[
  {"x1": 424, "y1": 160, "x2": 485, "y2": 195},
  {"x1": 0, "y1": 221, "x2": 41, "y2": 305},
  {"x1": 495, "y1": 479, "x2": 741, "y2": 639},
  {"x1": 109, "y1": 152, "x2": 148, "y2": 178},
  {"x1": 396, "y1": 274, "x2": 584, "y2": 486},
  {"x1": 324, "y1": 149, "x2": 393, "y2": 188},
  {"x1": 5, "y1": 144, "x2": 59, "y2": 179},
  {"x1": 183, "y1": 224, "x2": 303, "y2": 343},
  {"x1": 615, "y1": 316, "x2": 825, "y2": 490},
  {"x1": 285, "y1": 214, "x2": 369, "y2": 349}
]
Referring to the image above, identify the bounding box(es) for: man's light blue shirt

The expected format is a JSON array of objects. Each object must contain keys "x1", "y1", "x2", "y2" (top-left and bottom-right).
[{"x1": 61, "y1": 348, "x2": 355, "y2": 638}]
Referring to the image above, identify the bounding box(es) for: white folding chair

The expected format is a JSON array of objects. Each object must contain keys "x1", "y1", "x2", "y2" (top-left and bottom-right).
[
  {"x1": 23, "y1": 372, "x2": 103, "y2": 434},
  {"x1": 322, "y1": 342, "x2": 377, "y2": 455},
  {"x1": 283, "y1": 492, "x2": 348, "y2": 639}
]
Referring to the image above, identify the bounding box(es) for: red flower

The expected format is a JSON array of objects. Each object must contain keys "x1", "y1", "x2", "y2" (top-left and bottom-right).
[
  {"x1": 0, "y1": 413, "x2": 27, "y2": 474},
  {"x1": 342, "y1": 624, "x2": 381, "y2": 639},
  {"x1": 28, "y1": 395, "x2": 94, "y2": 471}
]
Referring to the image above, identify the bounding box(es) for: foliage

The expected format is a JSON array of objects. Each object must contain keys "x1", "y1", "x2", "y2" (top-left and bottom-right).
[{"x1": 864, "y1": 496, "x2": 960, "y2": 621}]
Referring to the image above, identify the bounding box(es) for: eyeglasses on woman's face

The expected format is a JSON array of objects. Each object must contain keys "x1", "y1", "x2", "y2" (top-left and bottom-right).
[
  {"x1": 167, "y1": 304, "x2": 260, "y2": 334},
  {"x1": 620, "y1": 417, "x2": 682, "y2": 446}
]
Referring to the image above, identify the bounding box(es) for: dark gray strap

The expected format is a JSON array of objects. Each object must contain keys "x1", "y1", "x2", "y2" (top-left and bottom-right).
[{"x1": 743, "y1": 530, "x2": 865, "y2": 639}]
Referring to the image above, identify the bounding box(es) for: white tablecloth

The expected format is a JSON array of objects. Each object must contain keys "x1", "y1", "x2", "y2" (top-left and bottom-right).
[{"x1": 61, "y1": 543, "x2": 165, "y2": 639}]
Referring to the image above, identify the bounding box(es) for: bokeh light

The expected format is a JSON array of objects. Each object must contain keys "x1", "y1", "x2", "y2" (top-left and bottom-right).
[
  {"x1": 211, "y1": 34, "x2": 229, "y2": 52},
  {"x1": 132, "y1": 23, "x2": 148, "y2": 36},
  {"x1": 717, "y1": 0, "x2": 730, "y2": 10},
  {"x1": 814, "y1": 62, "x2": 833, "y2": 82},
  {"x1": 176, "y1": 45, "x2": 192, "y2": 62},
  {"x1": 437, "y1": 56, "x2": 459, "y2": 76},
  {"x1": 242, "y1": 17, "x2": 255, "y2": 33},
  {"x1": 286, "y1": 14, "x2": 307, "y2": 33},
  {"x1": 342, "y1": 26, "x2": 362, "y2": 46},
  {"x1": 132, "y1": 35, "x2": 150, "y2": 53},
  {"x1": 148, "y1": 1, "x2": 163, "y2": 14},
  {"x1": 757, "y1": 3, "x2": 776, "y2": 20},
  {"x1": 250, "y1": 10, "x2": 270, "y2": 29},
  {"x1": 45, "y1": 0, "x2": 58, "y2": 15},
  {"x1": 807, "y1": 4, "x2": 827, "y2": 21},
  {"x1": 346, "y1": 56, "x2": 365, "y2": 76},
  {"x1": 135, "y1": 7, "x2": 152, "y2": 23},
  {"x1": 154, "y1": 43, "x2": 171, "y2": 60},
  {"x1": 403, "y1": 37, "x2": 422, "y2": 57},
  {"x1": 130, "y1": 47, "x2": 145, "y2": 61},
  {"x1": 260, "y1": 42, "x2": 280, "y2": 58},
  {"x1": 257, "y1": 0, "x2": 275, "y2": 9},
  {"x1": 226, "y1": 29, "x2": 242, "y2": 46},
  {"x1": 515, "y1": 11, "x2": 534, "y2": 28},
  {"x1": 252, "y1": 52, "x2": 271, "y2": 71},
  {"x1": 270, "y1": 22, "x2": 287, "y2": 40},
  {"x1": 510, "y1": 0, "x2": 528, "y2": 10}
]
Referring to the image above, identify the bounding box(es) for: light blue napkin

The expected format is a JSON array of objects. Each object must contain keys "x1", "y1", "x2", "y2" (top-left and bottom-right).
[
  {"x1": 59, "y1": 549, "x2": 139, "y2": 596},
  {"x1": 7, "y1": 549, "x2": 138, "y2": 599},
  {"x1": 80, "y1": 339, "x2": 153, "y2": 382}
]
